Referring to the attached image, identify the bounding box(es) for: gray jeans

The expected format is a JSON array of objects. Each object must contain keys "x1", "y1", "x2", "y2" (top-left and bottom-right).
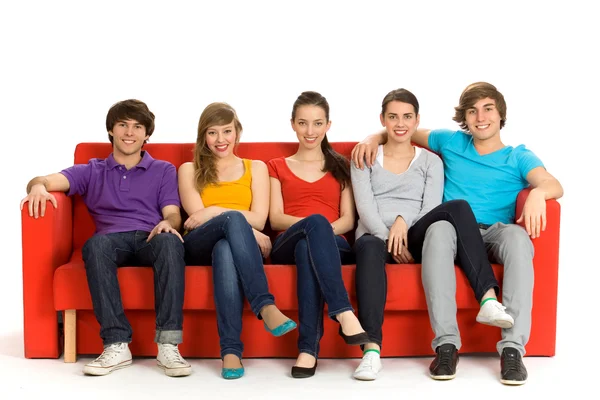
[{"x1": 421, "y1": 221, "x2": 534, "y2": 356}]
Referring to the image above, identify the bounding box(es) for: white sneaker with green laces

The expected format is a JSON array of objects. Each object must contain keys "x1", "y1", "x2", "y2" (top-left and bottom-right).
[
  {"x1": 476, "y1": 299, "x2": 514, "y2": 329},
  {"x1": 82, "y1": 342, "x2": 132, "y2": 376},
  {"x1": 353, "y1": 351, "x2": 382, "y2": 381},
  {"x1": 157, "y1": 343, "x2": 192, "y2": 377}
]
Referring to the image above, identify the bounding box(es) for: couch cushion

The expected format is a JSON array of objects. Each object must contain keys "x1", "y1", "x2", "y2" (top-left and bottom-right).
[{"x1": 54, "y1": 251, "x2": 504, "y2": 311}]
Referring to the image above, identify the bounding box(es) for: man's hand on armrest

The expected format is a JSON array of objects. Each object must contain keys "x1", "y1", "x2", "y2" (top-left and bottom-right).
[{"x1": 20, "y1": 173, "x2": 70, "y2": 218}]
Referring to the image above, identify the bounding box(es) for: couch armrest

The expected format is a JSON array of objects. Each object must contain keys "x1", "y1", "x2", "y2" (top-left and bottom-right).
[
  {"x1": 515, "y1": 188, "x2": 561, "y2": 355},
  {"x1": 21, "y1": 192, "x2": 73, "y2": 358}
]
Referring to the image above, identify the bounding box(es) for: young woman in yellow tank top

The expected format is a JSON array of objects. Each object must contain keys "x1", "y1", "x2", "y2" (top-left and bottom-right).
[{"x1": 177, "y1": 102, "x2": 296, "y2": 380}]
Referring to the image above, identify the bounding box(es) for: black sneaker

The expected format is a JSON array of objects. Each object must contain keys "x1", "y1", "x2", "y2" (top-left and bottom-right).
[
  {"x1": 500, "y1": 347, "x2": 528, "y2": 385},
  {"x1": 429, "y1": 343, "x2": 458, "y2": 380}
]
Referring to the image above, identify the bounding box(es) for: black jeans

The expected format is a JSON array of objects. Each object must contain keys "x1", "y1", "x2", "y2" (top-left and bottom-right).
[
  {"x1": 354, "y1": 199, "x2": 499, "y2": 347},
  {"x1": 82, "y1": 231, "x2": 186, "y2": 346}
]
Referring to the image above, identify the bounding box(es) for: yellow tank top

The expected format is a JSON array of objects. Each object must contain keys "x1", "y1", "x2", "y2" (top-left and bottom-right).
[{"x1": 200, "y1": 158, "x2": 253, "y2": 211}]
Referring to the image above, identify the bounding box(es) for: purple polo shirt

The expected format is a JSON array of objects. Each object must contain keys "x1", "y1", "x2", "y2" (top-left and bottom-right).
[{"x1": 60, "y1": 151, "x2": 181, "y2": 235}]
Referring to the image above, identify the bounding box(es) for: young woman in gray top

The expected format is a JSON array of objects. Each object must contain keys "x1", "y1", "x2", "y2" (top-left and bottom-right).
[{"x1": 350, "y1": 89, "x2": 513, "y2": 381}]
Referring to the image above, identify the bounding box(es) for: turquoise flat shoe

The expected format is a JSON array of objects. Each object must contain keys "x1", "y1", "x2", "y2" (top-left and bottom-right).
[
  {"x1": 221, "y1": 366, "x2": 245, "y2": 379},
  {"x1": 264, "y1": 319, "x2": 297, "y2": 337}
]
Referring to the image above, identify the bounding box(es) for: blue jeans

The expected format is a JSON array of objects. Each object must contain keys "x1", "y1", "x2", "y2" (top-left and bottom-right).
[
  {"x1": 271, "y1": 214, "x2": 354, "y2": 358},
  {"x1": 183, "y1": 211, "x2": 275, "y2": 359},
  {"x1": 82, "y1": 231, "x2": 185, "y2": 346}
]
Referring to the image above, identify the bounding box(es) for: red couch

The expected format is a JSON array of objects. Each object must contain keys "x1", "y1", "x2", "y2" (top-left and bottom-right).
[{"x1": 21, "y1": 142, "x2": 561, "y2": 361}]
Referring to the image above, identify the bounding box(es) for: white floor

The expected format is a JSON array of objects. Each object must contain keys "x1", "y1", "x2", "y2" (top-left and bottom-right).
[{"x1": 1, "y1": 325, "x2": 588, "y2": 400}]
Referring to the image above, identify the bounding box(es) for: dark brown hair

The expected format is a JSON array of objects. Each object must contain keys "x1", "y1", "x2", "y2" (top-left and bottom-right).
[
  {"x1": 105, "y1": 99, "x2": 155, "y2": 144},
  {"x1": 193, "y1": 102, "x2": 243, "y2": 192},
  {"x1": 381, "y1": 88, "x2": 420, "y2": 115},
  {"x1": 453, "y1": 82, "x2": 507, "y2": 130},
  {"x1": 291, "y1": 91, "x2": 350, "y2": 189}
]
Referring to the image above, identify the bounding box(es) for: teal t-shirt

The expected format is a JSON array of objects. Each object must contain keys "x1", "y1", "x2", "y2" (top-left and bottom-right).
[{"x1": 428, "y1": 129, "x2": 544, "y2": 225}]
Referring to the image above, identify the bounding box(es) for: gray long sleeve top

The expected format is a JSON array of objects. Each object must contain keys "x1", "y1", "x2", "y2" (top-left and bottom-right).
[{"x1": 351, "y1": 145, "x2": 444, "y2": 241}]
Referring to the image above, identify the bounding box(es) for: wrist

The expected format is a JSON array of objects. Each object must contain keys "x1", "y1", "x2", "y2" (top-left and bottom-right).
[
  {"x1": 530, "y1": 187, "x2": 548, "y2": 200},
  {"x1": 27, "y1": 179, "x2": 47, "y2": 194}
]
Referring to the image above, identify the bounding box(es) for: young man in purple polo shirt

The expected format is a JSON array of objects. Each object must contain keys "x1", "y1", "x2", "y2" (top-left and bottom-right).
[
  {"x1": 351, "y1": 82, "x2": 563, "y2": 385},
  {"x1": 20, "y1": 99, "x2": 191, "y2": 377}
]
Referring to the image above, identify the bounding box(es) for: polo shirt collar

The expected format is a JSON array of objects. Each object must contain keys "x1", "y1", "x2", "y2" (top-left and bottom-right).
[{"x1": 106, "y1": 151, "x2": 154, "y2": 170}]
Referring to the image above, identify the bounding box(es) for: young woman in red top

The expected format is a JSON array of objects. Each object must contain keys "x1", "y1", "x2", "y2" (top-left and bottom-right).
[{"x1": 268, "y1": 91, "x2": 368, "y2": 378}]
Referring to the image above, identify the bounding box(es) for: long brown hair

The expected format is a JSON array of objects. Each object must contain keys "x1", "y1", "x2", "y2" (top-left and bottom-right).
[
  {"x1": 291, "y1": 91, "x2": 350, "y2": 189},
  {"x1": 193, "y1": 102, "x2": 243, "y2": 192}
]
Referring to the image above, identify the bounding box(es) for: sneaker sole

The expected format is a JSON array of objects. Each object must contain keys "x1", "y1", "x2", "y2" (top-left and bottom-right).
[
  {"x1": 476, "y1": 317, "x2": 514, "y2": 329},
  {"x1": 430, "y1": 373, "x2": 456, "y2": 380},
  {"x1": 353, "y1": 373, "x2": 377, "y2": 381},
  {"x1": 157, "y1": 361, "x2": 192, "y2": 377},
  {"x1": 83, "y1": 359, "x2": 132, "y2": 376},
  {"x1": 501, "y1": 378, "x2": 527, "y2": 385}
]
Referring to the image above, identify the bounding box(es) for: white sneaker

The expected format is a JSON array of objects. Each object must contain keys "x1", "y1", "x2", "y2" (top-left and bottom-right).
[
  {"x1": 353, "y1": 351, "x2": 382, "y2": 381},
  {"x1": 476, "y1": 300, "x2": 515, "y2": 329},
  {"x1": 157, "y1": 344, "x2": 192, "y2": 377},
  {"x1": 83, "y1": 342, "x2": 132, "y2": 376}
]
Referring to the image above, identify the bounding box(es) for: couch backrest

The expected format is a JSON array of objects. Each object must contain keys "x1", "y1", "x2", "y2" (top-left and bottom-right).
[{"x1": 72, "y1": 142, "x2": 358, "y2": 249}]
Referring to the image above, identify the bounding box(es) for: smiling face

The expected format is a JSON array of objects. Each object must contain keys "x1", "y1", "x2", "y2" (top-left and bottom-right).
[
  {"x1": 291, "y1": 105, "x2": 331, "y2": 150},
  {"x1": 205, "y1": 122, "x2": 237, "y2": 158},
  {"x1": 109, "y1": 119, "x2": 149, "y2": 157},
  {"x1": 464, "y1": 97, "x2": 502, "y2": 141},
  {"x1": 380, "y1": 100, "x2": 419, "y2": 144}
]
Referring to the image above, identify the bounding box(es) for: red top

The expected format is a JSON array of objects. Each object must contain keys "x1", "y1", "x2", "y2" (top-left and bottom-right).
[{"x1": 267, "y1": 157, "x2": 342, "y2": 233}]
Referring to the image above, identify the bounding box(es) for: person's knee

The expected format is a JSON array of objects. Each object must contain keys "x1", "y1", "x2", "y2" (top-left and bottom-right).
[
  {"x1": 445, "y1": 199, "x2": 471, "y2": 214},
  {"x1": 425, "y1": 220, "x2": 456, "y2": 242},
  {"x1": 82, "y1": 235, "x2": 112, "y2": 261},
  {"x1": 498, "y1": 225, "x2": 534, "y2": 258},
  {"x1": 304, "y1": 214, "x2": 330, "y2": 230},
  {"x1": 222, "y1": 210, "x2": 246, "y2": 228},
  {"x1": 151, "y1": 232, "x2": 184, "y2": 252},
  {"x1": 354, "y1": 235, "x2": 385, "y2": 252}
]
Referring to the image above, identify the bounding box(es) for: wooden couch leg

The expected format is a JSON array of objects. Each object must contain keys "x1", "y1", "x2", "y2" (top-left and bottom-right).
[{"x1": 64, "y1": 310, "x2": 76, "y2": 363}]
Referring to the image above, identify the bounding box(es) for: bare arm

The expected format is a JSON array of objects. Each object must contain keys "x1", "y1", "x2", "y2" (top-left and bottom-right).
[
  {"x1": 268, "y1": 176, "x2": 302, "y2": 231},
  {"x1": 525, "y1": 167, "x2": 564, "y2": 200},
  {"x1": 351, "y1": 128, "x2": 433, "y2": 170},
  {"x1": 162, "y1": 204, "x2": 183, "y2": 232},
  {"x1": 147, "y1": 204, "x2": 185, "y2": 242},
  {"x1": 517, "y1": 167, "x2": 564, "y2": 239},
  {"x1": 242, "y1": 160, "x2": 270, "y2": 231},
  {"x1": 20, "y1": 173, "x2": 71, "y2": 218},
  {"x1": 331, "y1": 184, "x2": 355, "y2": 236},
  {"x1": 177, "y1": 162, "x2": 225, "y2": 229},
  {"x1": 26, "y1": 173, "x2": 70, "y2": 193}
]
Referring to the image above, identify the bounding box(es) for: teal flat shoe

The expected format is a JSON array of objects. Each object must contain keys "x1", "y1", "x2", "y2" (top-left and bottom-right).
[
  {"x1": 222, "y1": 367, "x2": 245, "y2": 379},
  {"x1": 264, "y1": 319, "x2": 297, "y2": 337}
]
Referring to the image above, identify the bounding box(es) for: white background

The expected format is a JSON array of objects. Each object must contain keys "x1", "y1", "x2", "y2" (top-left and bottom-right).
[{"x1": 1, "y1": 0, "x2": 598, "y2": 397}]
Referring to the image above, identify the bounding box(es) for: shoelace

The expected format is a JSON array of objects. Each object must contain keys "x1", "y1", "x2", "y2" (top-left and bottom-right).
[
  {"x1": 492, "y1": 302, "x2": 508, "y2": 313},
  {"x1": 360, "y1": 353, "x2": 375, "y2": 369},
  {"x1": 161, "y1": 344, "x2": 186, "y2": 364},
  {"x1": 438, "y1": 348, "x2": 454, "y2": 367},
  {"x1": 93, "y1": 344, "x2": 122, "y2": 364},
  {"x1": 503, "y1": 353, "x2": 523, "y2": 373}
]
